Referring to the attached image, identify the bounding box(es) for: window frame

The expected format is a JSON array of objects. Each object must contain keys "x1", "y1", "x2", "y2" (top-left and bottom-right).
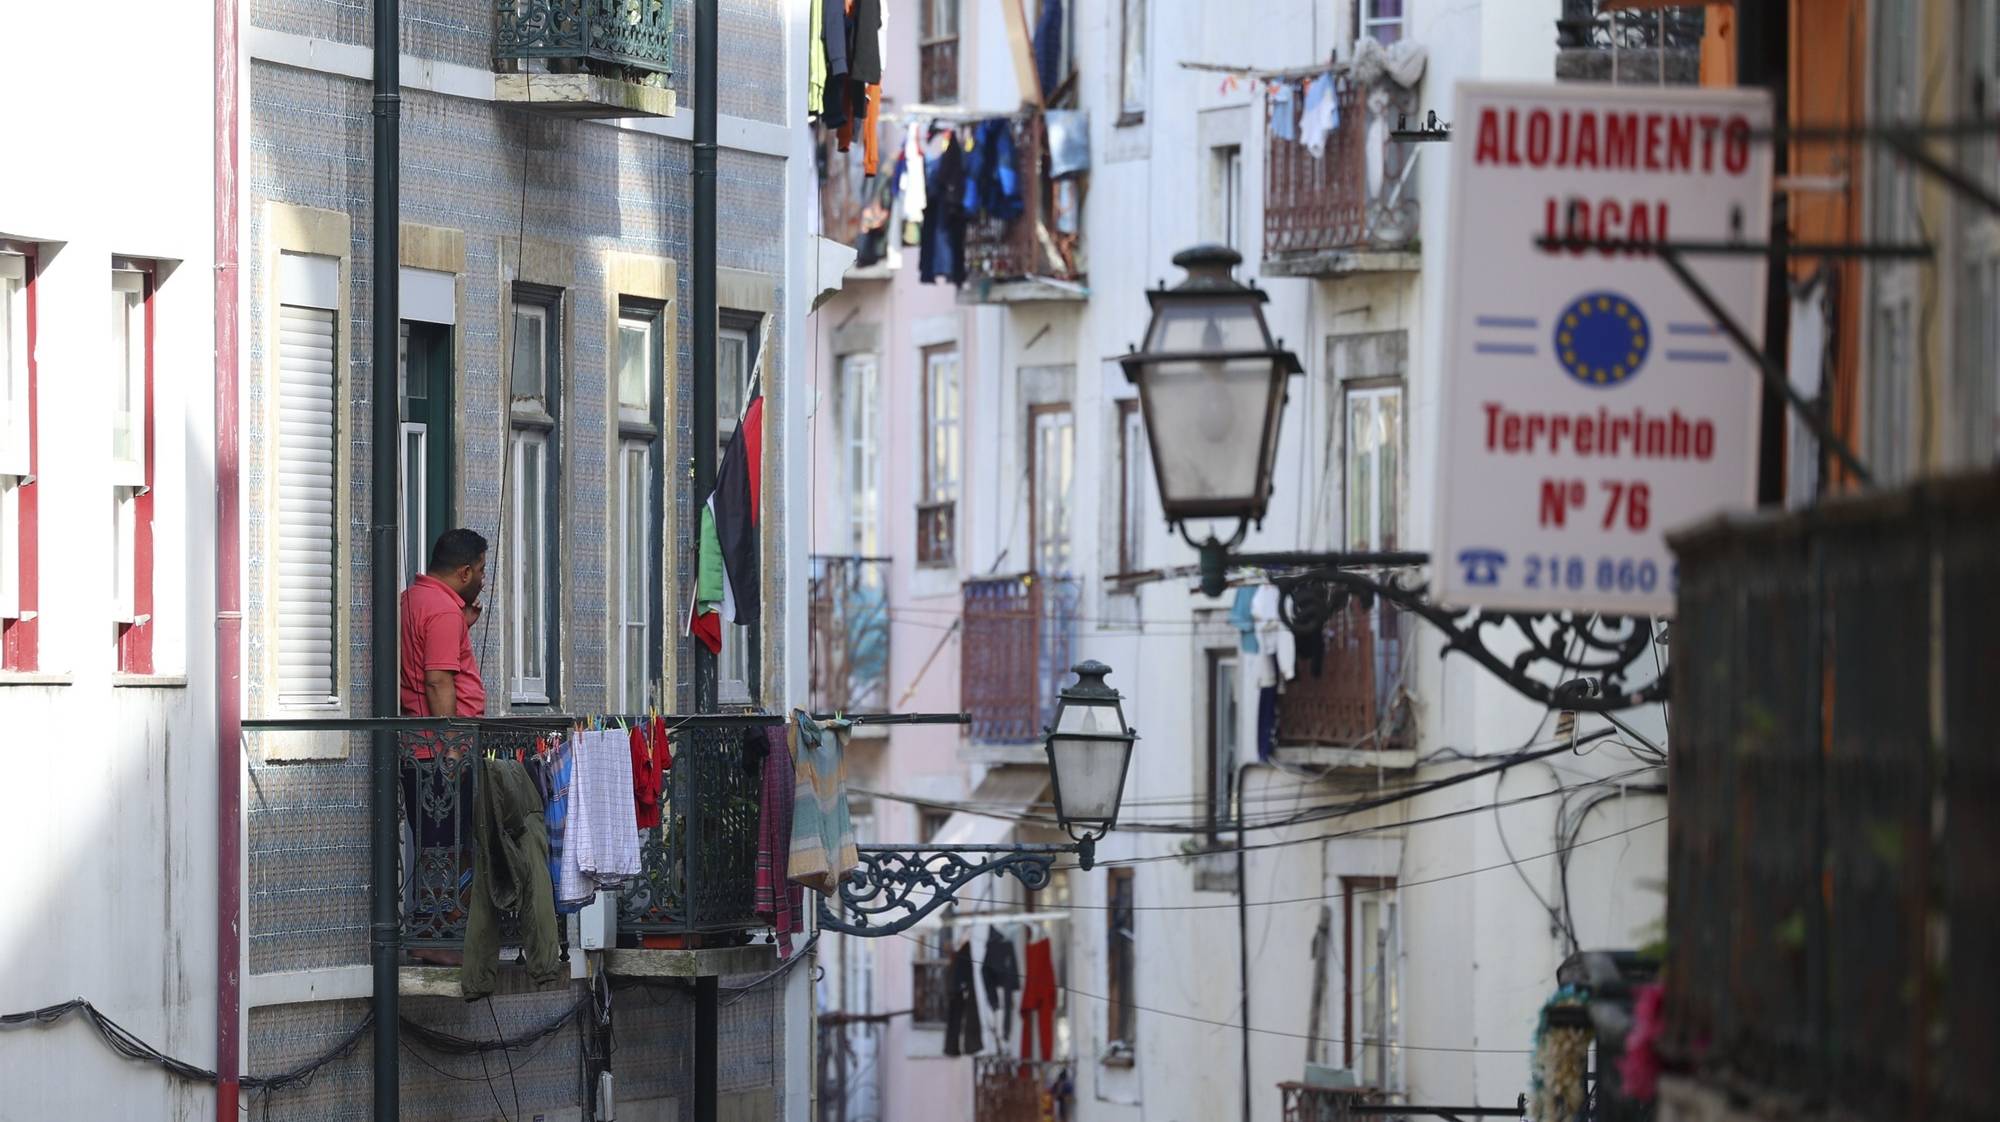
[
  {"x1": 1117, "y1": 0, "x2": 1148, "y2": 125},
  {"x1": 1204, "y1": 649, "x2": 1239, "y2": 842},
  {"x1": 1342, "y1": 381, "x2": 1404, "y2": 552},
  {"x1": 1105, "y1": 866, "x2": 1138, "y2": 1049},
  {"x1": 918, "y1": 344, "x2": 960, "y2": 569},
  {"x1": 919, "y1": 0, "x2": 961, "y2": 104},
  {"x1": 615, "y1": 298, "x2": 666, "y2": 713},
  {"x1": 1214, "y1": 144, "x2": 1245, "y2": 253},
  {"x1": 1114, "y1": 398, "x2": 1148, "y2": 578},
  {"x1": 0, "y1": 247, "x2": 37, "y2": 671},
  {"x1": 508, "y1": 284, "x2": 563, "y2": 707},
  {"x1": 1356, "y1": 0, "x2": 1406, "y2": 46},
  {"x1": 1028, "y1": 402, "x2": 1075, "y2": 577},
  {"x1": 1342, "y1": 876, "x2": 1401, "y2": 1086},
  {"x1": 839, "y1": 352, "x2": 883, "y2": 558},
  {"x1": 112, "y1": 261, "x2": 157, "y2": 672},
  {"x1": 398, "y1": 318, "x2": 454, "y2": 592},
  {"x1": 718, "y1": 308, "x2": 762, "y2": 706}
]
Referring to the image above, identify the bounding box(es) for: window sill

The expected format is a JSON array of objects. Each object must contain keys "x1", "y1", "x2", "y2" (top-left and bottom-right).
[
  {"x1": 1115, "y1": 111, "x2": 1146, "y2": 129},
  {"x1": 113, "y1": 673, "x2": 189, "y2": 689},
  {"x1": 0, "y1": 671, "x2": 71, "y2": 687},
  {"x1": 1099, "y1": 1044, "x2": 1136, "y2": 1069},
  {"x1": 1105, "y1": 570, "x2": 1160, "y2": 589}
]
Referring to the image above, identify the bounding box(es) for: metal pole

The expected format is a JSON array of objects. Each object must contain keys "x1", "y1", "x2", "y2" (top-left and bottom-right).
[
  {"x1": 695, "y1": 975, "x2": 720, "y2": 1122},
  {"x1": 212, "y1": 0, "x2": 243, "y2": 1112},
  {"x1": 1236, "y1": 762, "x2": 1253, "y2": 1122},
  {"x1": 369, "y1": 0, "x2": 403, "y2": 1115},
  {"x1": 1735, "y1": 0, "x2": 1790, "y2": 503},
  {"x1": 692, "y1": 0, "x2": 719, "y2": 713}
]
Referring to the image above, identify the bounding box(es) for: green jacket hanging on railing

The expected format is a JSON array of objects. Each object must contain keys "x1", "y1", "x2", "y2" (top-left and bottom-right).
[{"x1": 463, "y1": 758, "x2": 564, "y2": 998}]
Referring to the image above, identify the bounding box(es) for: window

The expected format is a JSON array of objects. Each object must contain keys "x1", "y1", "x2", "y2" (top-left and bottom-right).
[
  {"x1": 1358, "y1": 0, "x2": 1405, "y2": 45},
  {"x1": 112, "y1": 265, "x2": 155, "y2": 671},
  {"x1": 0, "y1": 249, "x2": 37, "y2": 670},
  {"x1": 840, "y1": 353, "x2": 882, "y2": 557},
  {"x1": 1205, "y1": 650, "x2": 1238, "y2": 840},
  {"x1": 919, "y1": 345, "x2": 959, "y2": 568},
  {"x1": 275, "y1": 252, "x2": 342, "y2": 710},
  {"x1": 509, "y1": 288, "x2": 562, "y2": 705},
  {"x1": 719, "y1": 311, "x2": 760, "y2": 705},
  {"x1": 919, "y1": 0, "x2": 960, "y2": 103},
  {"x1": 1344, "y1": 385, "x2": 1402, "y2": 551},
  {"x1": 919, "y1": 807, "x2": 951, "y2": 843},
  {"x1": 1118, "y1": 0, "x2": 1148, "y2": 122},
  {"x1": 1115, "y1": 399, "x2": 1147, "y2": 575},
  {"x1": 911, "y1": 925, "x2": 954, "y2": 1028},
  {"x1": 1106, "y1": 867, "x2": 1137, "y2": 1049},
  {"x1": 1213, "y1": 145, "x2": 1244, "y2": 252},
  {"x1": 1344, "y1": 878, "x2": 1401, "y2": 1087},
  {"x1": 616, "y1": 302, "x2": 664, "y2": 713},
  {"x1": 398, "y1": 319, "x2": 453, "y2": 591},
  {"x1": 1030, "y1": 404, "x2": 1075, "y2": 576}
]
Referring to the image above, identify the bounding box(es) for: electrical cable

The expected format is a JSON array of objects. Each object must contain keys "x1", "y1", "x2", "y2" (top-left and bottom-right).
[{"x1": 487, "y1": 996, "x2": 524, "y2": 1122}]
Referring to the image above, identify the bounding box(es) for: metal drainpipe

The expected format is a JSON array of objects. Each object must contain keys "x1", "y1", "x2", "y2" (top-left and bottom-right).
[
  {"x1": 369, "y1": 0, "x2": 404, "y2": 1116},
  {"x1": 1236, "y1": 761, "x2": 1253, "y2": 1122},
  {"x1": 213, "y1": 0, "x2": 243, "y2": 1112},
  {"x1": 692, "y1": 0, "x2": 721, "y2": 1120}
]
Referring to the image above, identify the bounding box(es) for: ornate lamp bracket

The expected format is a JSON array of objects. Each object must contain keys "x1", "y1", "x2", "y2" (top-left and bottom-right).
[{"x1": 815, "y1": 843, "x2": 1090, "y2": 938}]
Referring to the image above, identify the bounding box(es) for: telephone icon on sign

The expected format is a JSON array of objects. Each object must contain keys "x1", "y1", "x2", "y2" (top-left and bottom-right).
[{"x1": 1457, "y1": 549, "x2": 1507, "y2": 586}]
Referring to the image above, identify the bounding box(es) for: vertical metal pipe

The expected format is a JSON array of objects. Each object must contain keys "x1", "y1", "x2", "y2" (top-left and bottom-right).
[
  {"x1": 369, "y1": 0, "x2": 403, "y2": 1117},
  {"x1": 1738, "y1": 0, "x2": 1791, "y2": 504},
  {"x1": 213, "y1": 0, "x2": 242, "y2": 1113},
  {"x1": 692, "y1": 0, "x2": 719, "y2": 713},
  {"x1": 695, "y1": 975, "x2": 720, "y2": 1122},
  {"x1": 1236, "y1": 762, "x2": 1253, "y2": 1122}
]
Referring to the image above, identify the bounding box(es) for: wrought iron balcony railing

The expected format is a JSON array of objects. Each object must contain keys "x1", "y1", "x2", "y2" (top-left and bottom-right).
[
  {"x1": 961, "y1": 573, "x2": 1081, "y2": 743},
  {"x1": 1278, "y1": 1083, "x2": 1388, "y2": 1122},
  {"x1": 963, "y1": 116, "x2": 1084, "y2": 295},
  {"x1": 1263, "y1": 72, "x2": 1418, "y2": 274},
  {"x1": 395, "y1": 718, "x2": 767, "y2": 948},
  {"x1": 975, "y1": 1058, "x2": 1072, "y2": 1122},
  {"x1": 810, "y1": 555, "x2": 891, "y2": 716},
  {"x1": 493, "y1": 0, "x2": 674, "y2": 80},
  {"x1": 1276, "y1": 600, "x2": 1411, "y2": 750}
]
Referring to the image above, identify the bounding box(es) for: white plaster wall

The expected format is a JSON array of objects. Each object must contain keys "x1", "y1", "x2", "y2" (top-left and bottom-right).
[{"x1": 0, "y1": 3, "x2": 224, "y2": 1118}]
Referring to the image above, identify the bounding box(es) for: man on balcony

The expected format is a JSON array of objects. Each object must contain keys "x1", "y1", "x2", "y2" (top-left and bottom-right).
[{"x1": 398, "y1": 528, "x2": 489, "y2": 960}]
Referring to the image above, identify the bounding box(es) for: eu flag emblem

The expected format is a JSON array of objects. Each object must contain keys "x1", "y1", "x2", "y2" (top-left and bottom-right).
[{"x1": 1553, "y1": 292, "x2": 1650, "y2": 389}]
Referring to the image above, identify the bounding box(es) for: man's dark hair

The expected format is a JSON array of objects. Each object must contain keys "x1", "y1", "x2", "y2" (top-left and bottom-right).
[{"x1": 429, "y1": 528, "x2": 488, "y2": 573}]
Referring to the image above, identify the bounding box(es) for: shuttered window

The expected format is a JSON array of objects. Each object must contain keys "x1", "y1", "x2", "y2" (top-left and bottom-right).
[{"x1": 277, "y1": 302, "x2": 340, "y2": 709}]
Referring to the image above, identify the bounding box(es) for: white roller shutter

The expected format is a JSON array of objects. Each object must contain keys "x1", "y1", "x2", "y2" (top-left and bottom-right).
[{"x1": 277, "y1": 303, "x2": 339, "y2": 708}]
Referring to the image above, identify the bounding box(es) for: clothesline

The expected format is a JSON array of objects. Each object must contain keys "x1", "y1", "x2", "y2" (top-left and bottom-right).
[{"x1": 1178, "y1": 57, "x2": 1347, "y2": 82}]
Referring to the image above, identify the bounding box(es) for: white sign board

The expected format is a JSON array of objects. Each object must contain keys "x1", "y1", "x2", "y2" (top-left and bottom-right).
[{"x1": 1434, "y1": 82, "x2": 1773, "y2": 617}]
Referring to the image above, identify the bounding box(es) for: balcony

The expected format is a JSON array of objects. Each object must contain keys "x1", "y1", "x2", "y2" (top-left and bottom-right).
[
  {"x1": 1274, "y1": 601, "x2": 1413, "y2": 769},
  {"x1": 961, "y1": 574, "x2": 1081, "y2": 754},
  {"x1": 960, "y1": 116, "x2": 1086, "y2": 304},
  {"x1": 810, "y1": 556, "x2": 891, "y2": 716},
  {"x1": 1262, "y1": 72, "x2": 1419, "y2": 278},
  {"x1": 492, "y1": 0, "x2": 676, "y2": 119},
  {"x1": 1278, "y1": 1083, "x2": 1389, "y2": 1121},
  {"x1": 1661, "y1": 472, "x2": 2000, "y2": 1122},
  {"x1": 975, "y1": 1059, "x2": 1072, "y2": 1122},
  {"x1": 397, "y1": 719, "x2": 767, "y2": 956}
]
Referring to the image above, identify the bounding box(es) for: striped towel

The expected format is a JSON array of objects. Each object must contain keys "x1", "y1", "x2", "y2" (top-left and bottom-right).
[
  {"x1": 543, "y1": 736, "x2": 577, "y2": 912},
  {"x1": 559, "y1": 729, "x2": 643, "y2": 909},
  {"x1": 788, "y1": 712, "x2": 860, "y2": 894},
  {"x1": 754, "y1": 724, "x2": 803, "y2": 955}
]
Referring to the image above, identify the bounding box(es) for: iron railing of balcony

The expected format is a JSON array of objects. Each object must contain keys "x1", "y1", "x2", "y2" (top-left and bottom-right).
[
  {"x1": 975, "y1": 1058, "x2": 1072, "y2": 1122},
  {"x1": 1665, "y1": 472, "x2": 2000, "y2": 1122},
  {"x1": 1276, "y1": 600, "x2": 1411, "y2": 749},
  {"x1": 919, "y1": 36, "x2": 959, "y2": 103},
  {"x1": 1263, "y1": 74, "x2": 1418, "y2": 261},
  {"x1": 1277, "y1": 1084, "x2": 1389, "y2": 1122},
  {"x1": 493, "y1": 0, "x2": 674, "y2": 80},
  {"x1": 963, "y1": 116, "x2": 1084, "y2": 288},
  {"x1": 618, "y1": 719, "x2": 771, "y2": 934},
  {"x1": 961, "y1": 573, "x2": 1081, "y2": 743},
  {"x1": 917, "y1": 500, "x2": 956, "y2": 567},
  {"x1": 810, "y1": 555, "x2": 891, "y2": 716}
]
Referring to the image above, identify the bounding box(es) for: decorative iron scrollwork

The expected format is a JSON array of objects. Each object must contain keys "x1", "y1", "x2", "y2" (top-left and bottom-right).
[
  {"x1": 815, "y1": 845, "x2": 1076, "y2": 937},
  {"x1": 1273, "y1": 565, "x2": 1667, "y2": 713}
]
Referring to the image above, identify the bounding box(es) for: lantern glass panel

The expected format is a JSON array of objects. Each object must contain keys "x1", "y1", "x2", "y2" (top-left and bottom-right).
[
  {"x1": 1140, "y1": 354, "x2": 1285, "y2": 508},
  {"x1": 1049, "y1": 734, "x2": 1129, "y2": 823},
  {"x1": 1142, "y1": 300, "x2": 1268, "y2": 352}
]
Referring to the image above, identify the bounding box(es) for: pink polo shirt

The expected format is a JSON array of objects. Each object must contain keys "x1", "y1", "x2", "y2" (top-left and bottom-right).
[{"x1": 400, "y1": 573, "x2": 486, "y2": 719}]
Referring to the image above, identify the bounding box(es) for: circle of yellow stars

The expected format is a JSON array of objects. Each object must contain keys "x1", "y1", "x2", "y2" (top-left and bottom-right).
[{"x1": 1554, "y1": 293, "x2": 1649, "y2": 387}]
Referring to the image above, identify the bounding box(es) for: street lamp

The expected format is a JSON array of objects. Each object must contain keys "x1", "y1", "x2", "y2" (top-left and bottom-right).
[
  {"x1": 1119, "y1": 244, "x2": 1303, "y2": 597},
  {"x1": 1044, "y1": 659, "x2": 1137, "y2": 862},
  {"x1": 817, "y1": 661, "x2": 1139, "y2": 936}
]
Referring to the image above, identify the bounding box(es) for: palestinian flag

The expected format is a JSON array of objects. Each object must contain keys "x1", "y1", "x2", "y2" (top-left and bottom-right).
[{"x1": 689, "y1": 395, "x2": 764, "y2": 653}]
